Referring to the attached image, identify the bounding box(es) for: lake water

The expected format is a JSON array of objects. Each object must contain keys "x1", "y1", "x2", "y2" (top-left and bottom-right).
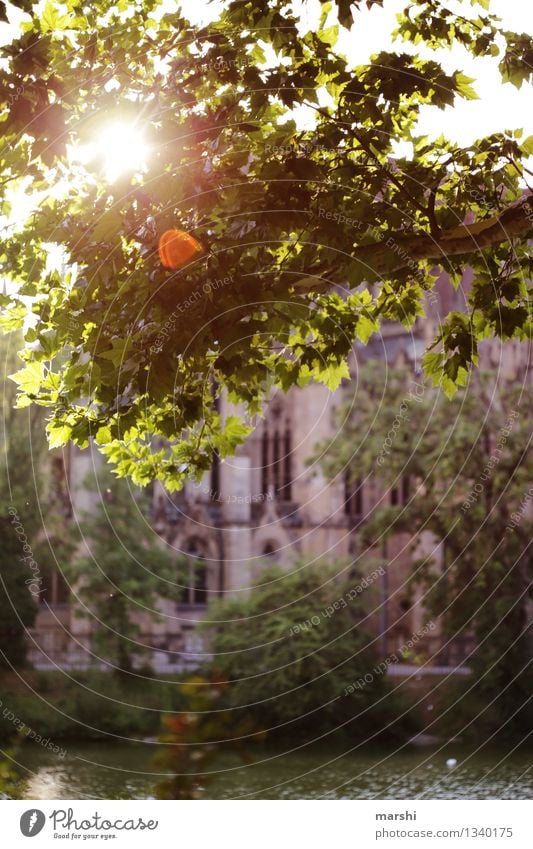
[{"x1": 10, "y1": 741, "x2": 532, "y2": 799}]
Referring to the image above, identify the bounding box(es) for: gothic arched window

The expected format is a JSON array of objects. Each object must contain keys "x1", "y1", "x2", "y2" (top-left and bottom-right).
[
  {"x1": 344, "y1": 471, "x2": 363, "y2": 518},
  {"x1": 260, "y1": 396, "x2": 293, "y2": 501},
  {"x1": 390, "y1": 475, "x2": 410, "y2": 507},
  {"x1": 178, "y1": 538, "x2": 208, "y2": 606},
  {"x1": 40, "y1": 562, "x2": 70, "y2": 605}
]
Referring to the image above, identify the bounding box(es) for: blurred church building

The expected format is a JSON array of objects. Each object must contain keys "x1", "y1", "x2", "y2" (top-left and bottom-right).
[{"x1": 27, "y1": 272, "x2": 532, "y2": 673}]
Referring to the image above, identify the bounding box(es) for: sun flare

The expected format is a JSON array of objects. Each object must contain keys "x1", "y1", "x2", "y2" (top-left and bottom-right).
[
  {"x1": 69, "y1": 121, "x2": 150, "y2": 182},
  {"x1": 97, "y1": 122, "x2": 149, "y2": 182}
]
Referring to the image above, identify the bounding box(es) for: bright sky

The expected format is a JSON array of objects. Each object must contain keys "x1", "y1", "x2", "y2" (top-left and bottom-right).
[{"x1": 339, "y1": 0, "x2": 533, "y2": 146}]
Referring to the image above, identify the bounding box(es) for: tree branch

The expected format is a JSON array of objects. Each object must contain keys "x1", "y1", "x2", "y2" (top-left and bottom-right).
[{"x1": 296, "y1": 199, "x2": 533, "y2": 289}]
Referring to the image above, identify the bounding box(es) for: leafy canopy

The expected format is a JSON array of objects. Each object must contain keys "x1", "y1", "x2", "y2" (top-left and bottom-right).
[{"x1": 1, "y1": 0, "x2": 532, "y2": 488}]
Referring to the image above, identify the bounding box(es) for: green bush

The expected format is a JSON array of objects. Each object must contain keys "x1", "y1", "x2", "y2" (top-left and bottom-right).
[
  {"x1": 0, "y1": 671, "x2": 187, "y2": 743},
  {"x1": 431, "y1": 668, "x2": 533, "y2": 744},
  {"x1": 201, "y1": 560, "x2": 417, "y2": 744}
]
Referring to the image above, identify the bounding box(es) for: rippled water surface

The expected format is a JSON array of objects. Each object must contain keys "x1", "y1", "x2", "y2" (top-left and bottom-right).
[{"x1": 12, "y1": 741, "x2": 532, "y2": 799}]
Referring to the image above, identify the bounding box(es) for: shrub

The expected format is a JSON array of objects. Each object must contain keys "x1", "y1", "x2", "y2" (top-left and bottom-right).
[{"x1": 201, "y1": 560, "x2": 417, "y2": 743}]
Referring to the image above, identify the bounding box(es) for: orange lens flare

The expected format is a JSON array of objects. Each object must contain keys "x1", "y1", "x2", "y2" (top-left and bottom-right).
[{"x1": 158, "y1": 229, "x2": 203, "y2": 269}]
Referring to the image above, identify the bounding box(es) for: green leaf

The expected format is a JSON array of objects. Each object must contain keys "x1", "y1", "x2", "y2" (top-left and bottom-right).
[
  {"x1": 47, "y1": 422, "x2": 72, "y2": 448},
  {"x1": 317, "y1": 25, "x2": 339, "y2": 47},
  {"x1": 441, "y1": 374, "x2": 459, "y2": 398},
  {"x1": 9, "y1": 361, "x2": 44, "y2": 395},
  {"x1": 215, "y1": 416, "x2": 252, "y2": 456},
  {"x1": 95, "y1": 425, "x2": 112, "y2": 445},
  {"x1": 356, "y1": 314, "x2": 379, "y2": 344},
  {"x1": 249, "y1": 44, "x2": 266, "y2": 64},
  {"x1": 334, "y1": 0, "x2": 355, "y2": 29},
  {"x1": 40, "y1": 0, "x2": 72, "y2": 33},
  {"x1": 519, "y1": 136, "x2": 533, "y2": 156},
  {"x1": 455, "y1": 72, "x2": 479, "y2": 100},
  {"x1": 0, "y1": 303, "x2": 27, "y2": 331},
  {"x1": 316, "y1": 359, "x2": 350, "y2": 391}
]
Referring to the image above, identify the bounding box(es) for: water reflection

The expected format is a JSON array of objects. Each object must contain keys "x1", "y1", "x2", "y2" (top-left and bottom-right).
[
  {"x1": 13, "y1": 742, "x2": 533, "y2": 800},
  {"x1": 24, "y1": 767, "x2": 69, "y2": 801}
]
